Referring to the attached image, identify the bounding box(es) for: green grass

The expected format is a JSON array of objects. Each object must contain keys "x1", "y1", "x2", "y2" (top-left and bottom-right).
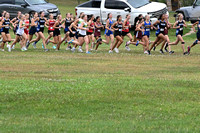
[{"x1": 0, "y1": 0, "x2": 200, "y2": 133}]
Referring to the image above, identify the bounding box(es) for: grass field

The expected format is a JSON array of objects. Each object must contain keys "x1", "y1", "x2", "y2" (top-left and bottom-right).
[{"x1": 0, "y1": 0, "x2": 200, "y2": 132}]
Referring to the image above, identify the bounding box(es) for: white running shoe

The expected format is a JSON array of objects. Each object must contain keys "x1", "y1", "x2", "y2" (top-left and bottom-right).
[
  {"x1": 66, "y1": 47, "x2": 71, "y2": 51},
  {"x1": 12, "y1": 45, "x2": 15, "y2": 49},
  {"x1": 144, "y1": 51, "x2": 148, "y2": 54},
  {"x1": 71, "y1": 47, "x2": 76, "y2": 52},
  {"x1": 125, "y1": 46, "x2": 131, "y2": 51},
  {"x1": 32, "y1": 43, "x2": 37, "y2": 49},
  {"x1": 78, "y1": 48, "x2": 83, "y2": 53},
  {"x1": 114, "y1": 48, "x2": 119, "y2": 53},
  {"x1": 24, "y1": 47, "x2": 28, "y2": 51},
  {"x1": 1, "y1": 49, "x2": 5, "y2": 52},
  {"x1": 7, "y1": 45, "x2": 11, "y2": 52},
  {"x1": 109, "y1": 50, "x2": 113, "y2": 53}
]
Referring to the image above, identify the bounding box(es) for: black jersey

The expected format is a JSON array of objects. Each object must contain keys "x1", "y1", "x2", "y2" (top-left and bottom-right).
[
  {"x1": 2, "y1": 19, "x2": 10, "y2": 33},
  {"x1": 159, "y1": 20, "x2": 166, "y2": 34},
  {"x1": 176, "y1": 21, "x2": 184, "y2": 36},
  {"x1": 65, "y1": 18, "x2": 72, "y2": 31}
]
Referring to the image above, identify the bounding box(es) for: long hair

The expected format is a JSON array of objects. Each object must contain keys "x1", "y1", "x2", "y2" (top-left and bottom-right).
[
  {"x1": 107, "y1": 13, "x2": 111, "y2": 20},
  {"x1": 117, "y1": 15, "x2": 121, "y2": 21}
]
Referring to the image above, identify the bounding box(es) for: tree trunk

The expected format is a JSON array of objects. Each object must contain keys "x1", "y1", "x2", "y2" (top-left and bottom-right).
[{"x1": 166, "y1": 0, "x2": 172, "y2": 11}]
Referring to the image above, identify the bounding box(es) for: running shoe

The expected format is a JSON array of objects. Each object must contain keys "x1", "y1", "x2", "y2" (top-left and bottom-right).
[
  {"x1": 42, "y1": 44, "x2": 44, "y2": 49},
  {"x1": 12, "y1": 45, "x2": 15, "y2": 49},
  {"x1": 32, "y1": 42, "x2": 37, "y2": 49},
  {"x1": 86, "y1": 51, "x2": 91, "y2": 54},
  {"x1": 7, "y1": 45, "x2": 11, "y2": 52},
  {"x1": 71, "y1": 47, "x2": 76, "y2": 52},
  {"x1": 78, "y1": 48, "x2": 83, "y2": 53},
  {"x1": 136, "y1": 41, "x2": 139, "y2": 46},
  {"x1": 125, "y1": 46, "x2": 131, "y2": 51},
  {"x1": 44, "y1": 49, "x2": 49, "y2": 52},
  {"x1": 144, "y1": 51, "x2": 148, "y2": 54},
  {"x1": 52, "y1": 46, "x2": 57, "y2": 49},
  {"x1": 1, "y1": 49, "x2": 5, "y2": 52},
  {"x1": 183, "y1": 52, "x2": 188, "y2": 55},
  {"x1": 147, "y1": 50, "x2": 151, "y2": 55},
  {"x1": 160, "y1": 49, "x2": 164, "y2": 54},
  {"x1": 114, "y1": 48, "x2": 119, "y2": 53},
  {"x1": 109, "y1": 50, "x2": 113, "y2": 53},
  {"x1": 169, "y1": 51, "x2": 174, "y2": 55}
]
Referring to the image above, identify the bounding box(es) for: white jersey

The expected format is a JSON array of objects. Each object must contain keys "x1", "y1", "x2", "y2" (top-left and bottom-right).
[
  {"x1": 16, "y1": 21, "x2": 25, "y2": 36},
  {"x1": 77, "y1": 18, "x2": 84, "y2": 33},
  {"x1": 79, "y1": 21, "x2": 87, "y2": 36}
]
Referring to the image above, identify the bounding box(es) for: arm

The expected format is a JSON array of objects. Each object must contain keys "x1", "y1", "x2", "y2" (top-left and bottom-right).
[
  {"x1": 10, "y1": 18, "x2": 16, "y2": 27},
  {"x1": 111, "y1": 22, "x2": 117, "y2": 30},
  {"x1": 123, "y1": 19, "x2": 128, "y2": 30},
  {"x1": 192, "y1": 21, "x2": 198, "y2": 32},
  {"x1": 173, "y1": 21, "x2": 179, "y2": 29},
  {"x1": 79, "y1": 22, "x2": 88, "y2": 31},
  {"x1": 68, "y1": 23, "x2": 73, "y2": 33},
  {"x1": 153, "y1": 20, "x2": 160, "y2": 26},
  {"x1": 45, "y1": 20, "x2": 49, "y2": 28},
  {"x1": 105, "y1": 19, "x2": 110, "y2": 30},
  {"x1": 183, "y1": 20, "x2": 187, "y2": 28},
  {"x1": 19, "y1": 21, "x2": 25, "y2": 29}
]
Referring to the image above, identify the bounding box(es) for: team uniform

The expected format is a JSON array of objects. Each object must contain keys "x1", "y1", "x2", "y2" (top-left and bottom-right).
[
  {"x1": 69, "y1": 26, "x2": 76, "y2": 38},
  {"x1": 136, "y1": 22, "x2": 143, "y2": 40},
  {"x1": 53, "y1": 22, "x2": 61, "y2": 37},
  {"x1": 13, "y1": 17, "x2": 19, "y2": 34},
  {"x1": 38, "y1": 17, "x2": 45, "y2": 33},
  {"x1": 87, "y1": 22, "x2": 94, "y2": 35},
  {"x1": 79, "y1": 21, "x2": 87, "y2": 37},
  {"x1": 122, "y1": 21, "x2": 130, "y2": 36},
  {"x1": 29, "y1": 19, "x2": 38, "y2": 35},
  {"x1": 155, "y1": 20, "x2": 166, "y2": 36},
  {"x1": 16, "y1": 20, "x2": 25, "y2": 36},
  {"x1": 2, "y1": 19, "x2": 10, "y2": 34},
  {"x1": 24, "y1": 19, "x2": 29, "y2": 35},
  {"x1": 143, "y1": 21, "x2": 151, "y2": 38},
  {"x1": 114, "y1": 22, "x2": 123, "y2": 37},
  {"x1": 176, "y1": 20, "x2": 184, "y2": 36},
  {"x1": 48, "y1": 19, "x2": 55, "y2": 34},
  {"x1": 94, "y1": 22, "x2": 102, "y2": 37},
  {"x1": 64, "y1": 18, "x2": 72, "y2": 34},
  {"x1": 105, "y1": 19, "x2": 113, "y2": 36}
]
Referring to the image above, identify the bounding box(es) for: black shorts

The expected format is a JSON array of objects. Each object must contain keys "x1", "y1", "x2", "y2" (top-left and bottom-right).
[
  {"x1": 78, "y1": 34, "x2": 86, "y2": 38},
  {"x1": 39, "y1": 28, "x2": 44, "y2": 33},
  {"x1": 29, "y1": 27, "x2": 37, "y2": 35},
  {"x1": 87, "y1": 32, "x2": 93, "y2": 35},
  {"x1": 2, "y1": 29, "x2": 9, "y2": 34},
  {"x1": 114, "y1": 31, "x2": 122, "y2": 37},
  {"x1": 53, "y1": 30, "x2": 60, "y2": 37},
  {"x1": 122, "y1": 31, "x2": 129, "y2": 36},
  {"x1": 48, "y1": 30, "x2": 54, "y2": 34},
  {"x1": 70, "y1": 32, "x2": 76, "y2": 38}
]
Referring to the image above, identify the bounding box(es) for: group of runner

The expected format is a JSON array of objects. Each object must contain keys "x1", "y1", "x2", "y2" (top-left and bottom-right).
[{"x1": 0, "y1": 10, "x2": 199, "y2": 55}]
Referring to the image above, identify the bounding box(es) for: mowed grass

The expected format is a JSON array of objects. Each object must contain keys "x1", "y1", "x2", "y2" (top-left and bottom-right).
[{"x1": 0, "y1": 0, "x2": 200, "y2": 132}]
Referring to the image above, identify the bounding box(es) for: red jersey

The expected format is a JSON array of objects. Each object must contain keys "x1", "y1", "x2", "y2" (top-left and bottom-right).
[
  {"x1": 88, "y1": 22, "x2": 94, "y2": 33},
  {"x1": 123, "y1": 20, "x2": 130, "y2": 32},
  {"x1": 48, "y1": 19, "x2": 55, "y2": 31},
  {"x1": 24, "y1": 19, "x2": 29, "y2": 34}
]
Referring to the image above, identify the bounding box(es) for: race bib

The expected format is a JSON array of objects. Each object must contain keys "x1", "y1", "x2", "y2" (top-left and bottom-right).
[
  {"x1": 146, "y1": 29, "x2": 150, "y2": 31},
  {"x1": 119, "y1": 29, "x2": 122, "y2": 32},
  {"x1": 40, "y1": 25, "x2": 44, "y2": 28},
  {"x1": 98, "y1": 29, "x2": 100, "y2": 32},
  {"x1": 160, "y1": 29, "x2": 164, "y2": 31},
  {"x1": 50, "y1": 27, "x2": 53, "y2": 30},
  {"x1": 180, "y1": 28, "x2": 183, "y2": 31}
]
